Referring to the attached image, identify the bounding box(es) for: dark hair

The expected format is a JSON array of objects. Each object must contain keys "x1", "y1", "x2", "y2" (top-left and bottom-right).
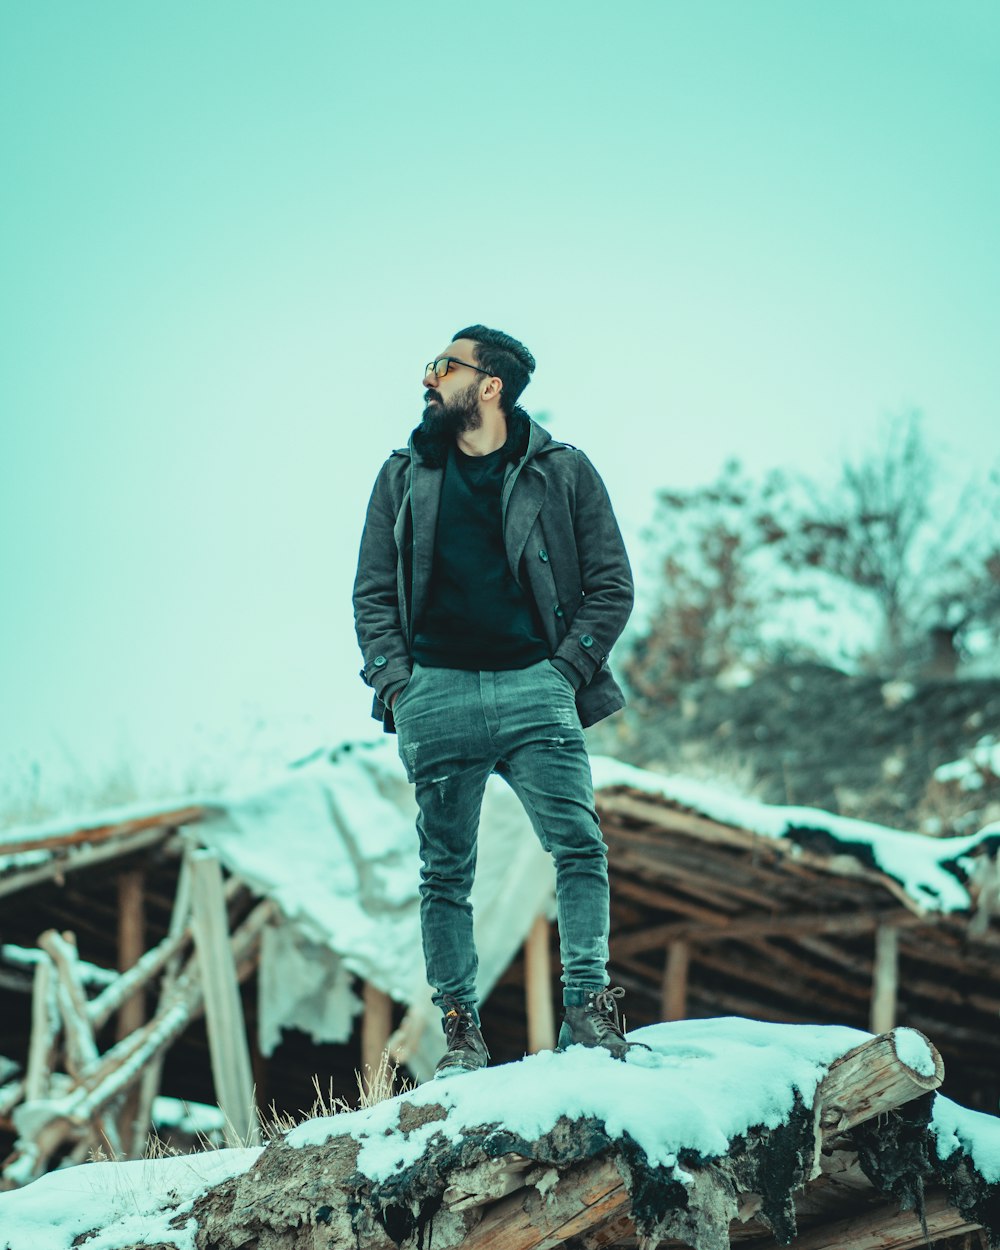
[{"x1": 451, "y1": 324, "x2": 536, "y2": 417}]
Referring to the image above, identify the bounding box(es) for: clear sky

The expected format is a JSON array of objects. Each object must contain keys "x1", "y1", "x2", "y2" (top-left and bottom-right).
[{"x1": 1, "y1": 1, "x2": 998, "y2": 802}]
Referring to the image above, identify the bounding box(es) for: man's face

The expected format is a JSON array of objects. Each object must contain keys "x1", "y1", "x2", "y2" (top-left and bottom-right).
[{"x1": 421, "y1": 339, "x2": 484, "y2": 436}]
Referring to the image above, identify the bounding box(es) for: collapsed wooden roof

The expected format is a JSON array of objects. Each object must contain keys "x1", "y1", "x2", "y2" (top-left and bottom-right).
[
  {"x1": 589, "y1": 769, "x2": 1000, "y2": 1114},
  {"x1": 2, "y1": 743, "x2": 999, "y2": 1191}
]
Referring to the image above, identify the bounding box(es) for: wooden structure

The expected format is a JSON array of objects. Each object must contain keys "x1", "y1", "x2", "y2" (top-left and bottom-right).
[
  {"x1": 2, "y1": 752, "x2": 1000, "y2": 1188},
  {"x1": 0, "y1": 798, "x2": 556, "y2": 1184},
  {"x1": 592, "y1": 783, "x2": 1000, "y2": 1114}
]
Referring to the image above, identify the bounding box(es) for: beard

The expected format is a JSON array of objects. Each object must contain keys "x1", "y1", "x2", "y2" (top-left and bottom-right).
[{"x1": 420, "y1": 380, "x2": 482, "y2": 438}]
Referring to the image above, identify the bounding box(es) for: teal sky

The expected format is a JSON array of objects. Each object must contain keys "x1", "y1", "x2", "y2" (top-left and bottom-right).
[{"x1": 2, "y1": 2, "x2": 998, "y2": 801}]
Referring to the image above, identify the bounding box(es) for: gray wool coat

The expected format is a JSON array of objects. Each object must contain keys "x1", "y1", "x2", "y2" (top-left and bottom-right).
[{"x1": 352, "y1": 416, "x2": 634, "y2": 733}]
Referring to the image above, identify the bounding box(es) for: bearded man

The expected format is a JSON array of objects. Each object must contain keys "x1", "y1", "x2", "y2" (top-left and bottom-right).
[{"x1": 353, "y1": 324, "x2": 640, "y2": 1076}]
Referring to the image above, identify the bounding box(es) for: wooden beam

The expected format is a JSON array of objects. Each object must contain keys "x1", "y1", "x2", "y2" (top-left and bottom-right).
[
  {"x1": 37, "y1": 931, "x2": 101, "y2": 1076},
  {"x1": 0, "y1": 806, "x2": 205, "y2": 858},
  {"x1": 459, "y1": 1156, "x2": 628, "y2": 1250},
  {"x1": 524, "y1": 915, "x2": 555, "y2": 1053},
  {"x1": 0, "y1": 828, "x2": 183, "y2": 900},
  {"x1": 361, "y1": 982, "x2": 393, "y2": 1097},
  {"x1": 660, "y1": 941, "x2": 689, "y2": 1022},
  {"x1": 189, "y1": 851, "x2": 262, "y2": 1147},
  {"x1": 778, "y1": 1188, "x2": 979, "y2": 1250},
  {"x1": 871, "y1": 923, "x2": 900, "y2": 1034},
  {"x1": 614, "y1": 908, "x2": 922, "y2": 956},
  {"x1": 116, "y1": 870, "x2": 146, "y2": 1042},
  {"x1": 131, "y1": 849, "x2": 194, "y2": 1157},
  {"x1": 24, "y1": 957, "x2": 57, "y2": 1103}
]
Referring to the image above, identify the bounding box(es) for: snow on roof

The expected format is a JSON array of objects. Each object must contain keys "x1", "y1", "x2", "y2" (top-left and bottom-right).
[{"x1": 589, "y1": 755, "x2": 1000, "y2": 913}]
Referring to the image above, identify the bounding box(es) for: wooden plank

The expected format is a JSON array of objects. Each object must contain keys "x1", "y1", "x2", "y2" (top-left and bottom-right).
[
  {"x1": 38, "y1": 931, "x2": 101, "y2": 1076},
  {"x1": 131, "y1": 849, "x2": 194, "y2": 1157},
  {"x1": 660, "y1": 941, "x2": 689, "y2": 1021},
  {"x1": 24, "y1": 956, "x2": 57, "y2": 1103},
  {"x1": 781, "y1": 1188, "x2": 978, "y2": 1250},
  {"x1": 615, "y1": 908, "x2": 921, "y2": 955},
  {"x1": 524, "y1": 915, "x2": 556, "y2": 1053},
  {"x1": 361, "y1": 982, "x2": 393, "y2": 1096},
  {"x1": 460, "y1": 1156, "x2": 627, "y2": 1250},
  {"x1": 0, "y1": 828, "x2": 182, "y2": 899},
  {"x1": 0, "y1": 806, "x2": 205, "y2": 858},
  {"x1": 189, "y1": 851, "x2": 262, "y2": 1147},
  {"x1": 871, "y1": 923, "x2": 900, "y2": 1034}
]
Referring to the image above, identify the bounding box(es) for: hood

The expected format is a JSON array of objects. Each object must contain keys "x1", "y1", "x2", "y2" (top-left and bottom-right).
[{"x1": 407, "y1": 406, "x2": 556, "y2": 469}]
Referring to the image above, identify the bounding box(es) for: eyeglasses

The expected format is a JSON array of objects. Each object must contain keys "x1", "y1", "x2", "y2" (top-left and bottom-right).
[{"x1": 424, "y1": 355, "x2": 492, "y2": 379}]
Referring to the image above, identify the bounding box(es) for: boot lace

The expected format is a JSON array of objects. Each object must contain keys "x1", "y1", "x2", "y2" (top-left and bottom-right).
[
  {"x1": 591, "y1": 986, "x2": 627, "y2": 1040},
  {"x1": 441, "y1": 998, "x2": 488, "y2": 1056}
]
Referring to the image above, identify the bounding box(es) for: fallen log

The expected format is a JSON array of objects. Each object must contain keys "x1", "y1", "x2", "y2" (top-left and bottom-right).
[{"x1": 187, "y1": 1025, "x2": 958, "y2": 1250}]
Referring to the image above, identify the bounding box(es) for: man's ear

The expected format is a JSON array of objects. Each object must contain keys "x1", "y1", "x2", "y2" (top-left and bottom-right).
[{"x1": 481, "y1": 376, "x2": 503, "y2": 403}]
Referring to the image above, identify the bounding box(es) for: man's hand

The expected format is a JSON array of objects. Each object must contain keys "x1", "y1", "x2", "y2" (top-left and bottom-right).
[{"x1": 390, "y1": 688, "x2": 402, "y2": 710}]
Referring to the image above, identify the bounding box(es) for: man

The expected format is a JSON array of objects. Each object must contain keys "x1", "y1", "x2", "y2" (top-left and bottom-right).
[{"x1": 353, "y1": 324, "x2": 639, "y2": 1076}]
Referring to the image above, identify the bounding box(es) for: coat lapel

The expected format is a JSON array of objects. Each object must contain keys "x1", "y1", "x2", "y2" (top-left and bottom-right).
[
  {"x1": 504, "y1": 462, "x2": 546, "y2": 582},
  {"x1": 408, "y1": 457, "x2": 443, "y2": 641}
]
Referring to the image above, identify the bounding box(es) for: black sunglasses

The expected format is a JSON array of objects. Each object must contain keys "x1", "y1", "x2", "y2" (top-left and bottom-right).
[{"x1": 424, "y1": 356, "x2": 492, "y2": 379}]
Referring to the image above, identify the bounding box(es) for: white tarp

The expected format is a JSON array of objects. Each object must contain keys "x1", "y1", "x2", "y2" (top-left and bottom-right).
[{"x1": 196, "y1": 741, "x2": 556, "y2": 1079}]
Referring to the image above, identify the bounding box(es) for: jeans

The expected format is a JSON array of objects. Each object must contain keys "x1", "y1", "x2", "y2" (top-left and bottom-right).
[{"x1": 392, "y1": 659, "x2": 610, "y2": 1020}]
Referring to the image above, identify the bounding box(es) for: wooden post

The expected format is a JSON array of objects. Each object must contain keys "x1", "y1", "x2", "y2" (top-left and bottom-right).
[
  {"x1": 524, "y1": 915, "x2": 555, "y2": 1053},
  {"x1": 871, "y1": 923, "x2": 900, "y2": 1034},
  {"x1": 189, "y1": 851, "x2": 261, "y2": 1147},
  {"x1": 24, "y1": 956, "x2": 58, "y2": 1102},
  {"x1": 116, "y1": 870, "x2": 146, "y2": 1041},
  {"x1": 115, "y1": 868, "x2": 146, "y2": 1154},
  {"x1": 132, "y1": 848, "x2": 193, "y2": 1156},
  {"x1": 661, "y1": 941, "x2": 690, "y2": 1022},
  {"x1": 361, "y1": 982, "x2": 393, "y2": 1096}
]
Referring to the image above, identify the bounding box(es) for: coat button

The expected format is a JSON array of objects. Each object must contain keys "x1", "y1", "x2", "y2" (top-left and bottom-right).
[
  {"x1": 373, "y1": 655, "x2": 387, "y2": 667},
  {"x1": 581, "y1": 634, "x2": 594, "y2": 647},
  {"x1": 538, "y1": 549, "x2": 549, "y2": 562},
  {"x1": 554, "y1": 604, "x2": 564, "y2": 618}
]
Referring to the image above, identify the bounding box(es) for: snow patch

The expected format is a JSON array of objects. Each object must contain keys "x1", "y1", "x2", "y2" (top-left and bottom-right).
[
  {"x1": 0, "y1": 1148, "x2": 260, "y2": 1250},
  {"x1": 893, "y1": 1027, "x2": 938, "y2": 1077},
  {"x1": 932, "y1": 1096, "x2": 1000, "y2": 1183}
]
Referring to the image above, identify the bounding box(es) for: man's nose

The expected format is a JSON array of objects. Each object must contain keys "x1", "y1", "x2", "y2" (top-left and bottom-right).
[{"x1": 423, "y1": 367, "x2": 439, "y2": 389}]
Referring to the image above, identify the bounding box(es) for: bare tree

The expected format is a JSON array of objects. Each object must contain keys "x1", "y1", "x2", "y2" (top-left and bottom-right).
[{"x1": 778, "y1": 413, "x2": 1000, "y2": 674}]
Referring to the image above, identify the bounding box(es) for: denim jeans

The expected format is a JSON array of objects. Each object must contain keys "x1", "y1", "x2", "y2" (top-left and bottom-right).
[{"x1": 392, "y1": 659, "x2": 610, "y2": 1020}]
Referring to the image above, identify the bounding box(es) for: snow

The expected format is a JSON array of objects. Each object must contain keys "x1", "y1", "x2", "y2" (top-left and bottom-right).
[
  {"x1": 0, "y1": 795, "x2": 207, "y2": 856},
  {"x1": 893, "y1": 1027, "x2": 938, "y2": 1077},
  {"x1": 935, "y1": 736, "x2": 1000, "y2": 792},
  {"x1": 4, "y1": 1018, "x2": 1000, "y2": 1249},
  {"x1": 1, "y1": 943, "x2": 118, "y2": 989},
  {"x1": 152, "y1": 1096, "x2": 227, "y2": 1138},
  {"x1": 0, "y1": 1147, "x2": 260, "y2": 1250},
  {"x1": 932, "y1": 1096, "x2": 1000, "y2": 1183},
  {"x1": 287, "y1": 1017, "x2": 869, "y2": 1179},
  {"x1": 589, "y1": 755, "x2": 999, "y2": 913}
]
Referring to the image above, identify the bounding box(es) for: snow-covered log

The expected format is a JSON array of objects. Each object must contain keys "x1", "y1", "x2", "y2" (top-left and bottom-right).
[
  {"x1": 184, "y1": 1024, "x2": 962, "y2": 1250},
  {"x1": 4, "y1": 1018, "x2": 1000, "y2": 1250}
]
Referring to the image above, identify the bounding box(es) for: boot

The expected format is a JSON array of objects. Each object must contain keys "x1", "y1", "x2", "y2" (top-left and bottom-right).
[
  {"x1": 434, "y1": 1000, "x2": 490, "y2": 1077},
  {"x1": 558, "y1": 986, "x2": 649, "y2": 1059}
]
